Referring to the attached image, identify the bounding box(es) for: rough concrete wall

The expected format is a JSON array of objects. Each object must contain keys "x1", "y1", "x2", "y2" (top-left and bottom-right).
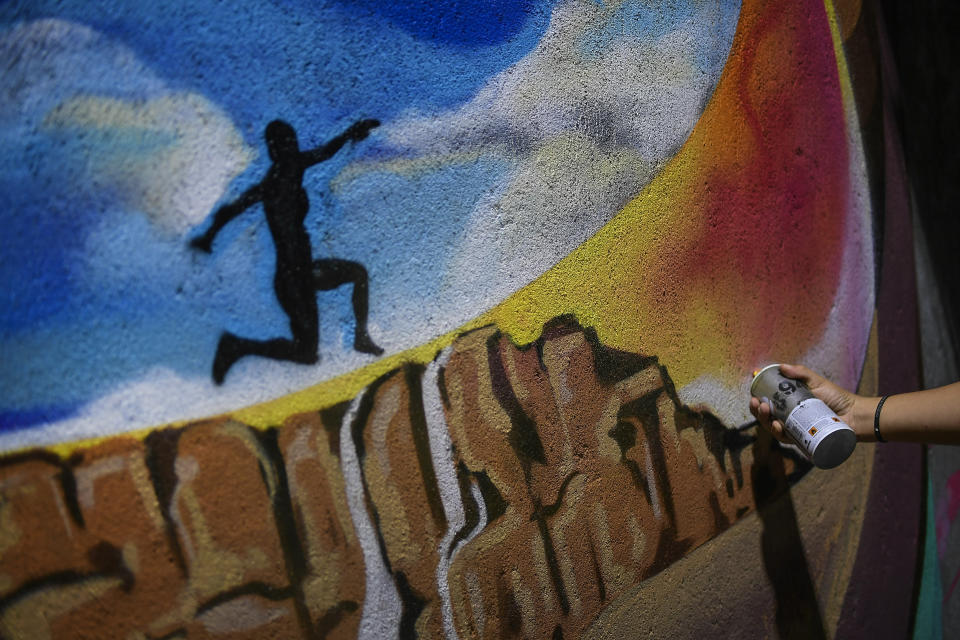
[{"x1": 0, "y1": 0, "x2": 927, "y2": 638}]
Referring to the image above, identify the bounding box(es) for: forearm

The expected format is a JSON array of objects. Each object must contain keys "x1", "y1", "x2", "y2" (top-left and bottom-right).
[
  {"x1": 306, "y1": 134, "x2": 349, "y2": 165},
  {"x1": 852, "y1": 382, "x2": 960, "y2": 444},
  {"x1": 326, "y1": 133, "x2": 349, "y2": 156},
  {"x1": 207, "y1": 203, "x2": 241, "y2": 237},
  {"x1": 306, "y1": 120, "x2": 378, "y2": 165},
  {"x1": 204, "y1": 185, "x2": 261, "y2": 238}
]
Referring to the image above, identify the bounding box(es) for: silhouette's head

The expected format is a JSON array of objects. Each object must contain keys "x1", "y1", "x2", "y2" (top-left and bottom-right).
[{"x1": 265, "y1": 120, "x2": 299, "y2": 161}]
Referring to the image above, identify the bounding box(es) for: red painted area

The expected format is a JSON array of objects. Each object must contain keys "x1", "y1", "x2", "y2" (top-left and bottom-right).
[
  {"x1": 687, "y1": 0, "x2": 850, "y2": 364},
  {"x1": 599, "y1": 0, "x2": 859, "y2": 381},
  {"x1": 936, "y1": 470, "x2": 960, "y2": 559},
  {"x1": 937, "y1": 471, "x2": 960, "y2": 604}
]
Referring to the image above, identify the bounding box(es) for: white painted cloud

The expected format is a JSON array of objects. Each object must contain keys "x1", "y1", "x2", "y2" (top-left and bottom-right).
[
  {"x1": 1, "y1": 18, "x2": 254, "y2": 236},
  {"x1": 0, "y1": 18, "x2": 166, "y2": 125},
  {"x1": 43, "y1": 93, "x2": 254, "y2": 235},
  {"x1": 0, "y1": 7, "x2": 742, "y2": 448},
  {"x1": 0, "y1": 337, "x2": 377, "y2": 452},
  {"x1": 348, "y1": 0, "x2": 739, "y2": 312},
  {"x1": 384, "y1": 11, "x2": 714, "y2": 160}
]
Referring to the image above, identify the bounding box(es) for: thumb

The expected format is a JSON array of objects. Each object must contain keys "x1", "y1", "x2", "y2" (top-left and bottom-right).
[{"x1": 778, "y1": 363, "x2": 820, "y2": 385}]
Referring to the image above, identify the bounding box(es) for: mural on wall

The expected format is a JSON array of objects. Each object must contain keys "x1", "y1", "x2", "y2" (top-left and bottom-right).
[
  {"x1": 0, "y1": 0, "x2": 929, "y2": 638},
  {"x1": 0, "y1": 0, "x2": 744, "y2": 446}
]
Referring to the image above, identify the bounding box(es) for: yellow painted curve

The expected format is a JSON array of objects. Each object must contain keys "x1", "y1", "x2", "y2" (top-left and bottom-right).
[{"x1": 43, "y1": 0, "x2": 863, "y2": 457}]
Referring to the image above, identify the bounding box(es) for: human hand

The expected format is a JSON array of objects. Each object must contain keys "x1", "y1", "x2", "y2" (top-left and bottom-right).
[
  {"x1": 749, "y1": 364, "x2": 863, "y2": 443},
  {"x1": 346, "y1": 118, "x2": 380, "y2": 142},
  {"x1": 189, "y1": 233, "x2": 212, "y2": 253}
]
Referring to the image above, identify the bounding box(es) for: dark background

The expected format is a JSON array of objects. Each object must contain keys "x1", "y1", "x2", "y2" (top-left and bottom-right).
[{"x1": 881, "y1": 0, "x2": 960, "y2": 373}]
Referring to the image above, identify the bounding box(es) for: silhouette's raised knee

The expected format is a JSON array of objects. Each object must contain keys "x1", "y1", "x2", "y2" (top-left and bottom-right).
[
  {"x1": 291, "y1": 334, "x2": 319, "y2": 363},
  {"x1": 312, "y1": 258, "x2": 368, "y2": 291},
  {"x1": 346, "y1": 261, "x2": 367, "y2": 285}
]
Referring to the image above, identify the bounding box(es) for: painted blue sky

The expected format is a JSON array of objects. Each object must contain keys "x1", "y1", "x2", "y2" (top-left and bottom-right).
[{"x1": 0, "y1": 0, "x2": 740, "y2": 447}]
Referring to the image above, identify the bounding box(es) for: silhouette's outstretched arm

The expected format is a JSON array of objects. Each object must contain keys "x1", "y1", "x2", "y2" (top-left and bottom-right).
[
  {"x1": 190, "y1": 183, "x2": 263, "y2": 252},
  {"x1": 302, "y1": 119, "x2": 380, "y2": 167}
]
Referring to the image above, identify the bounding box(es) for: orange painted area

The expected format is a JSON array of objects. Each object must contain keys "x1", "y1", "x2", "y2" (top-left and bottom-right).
[
  {"x1": 38, "y1": 0, "x2": 863, "y2": 447},
  {"x1": 490, "y1": 0, "x2": 854, "y2": 390}
]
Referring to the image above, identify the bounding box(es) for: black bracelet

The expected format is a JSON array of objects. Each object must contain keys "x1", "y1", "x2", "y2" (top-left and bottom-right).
[{"x1": 874, "y1": 395, "x2": 890, "y2": 443}]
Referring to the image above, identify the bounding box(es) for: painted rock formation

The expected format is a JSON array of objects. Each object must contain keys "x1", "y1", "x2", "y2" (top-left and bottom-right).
[{"x1": 0, "y1": 316, "x2": 804, "y2": 639}]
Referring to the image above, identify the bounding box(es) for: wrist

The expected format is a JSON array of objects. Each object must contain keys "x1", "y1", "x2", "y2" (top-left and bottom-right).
[{"x1": 853, "y1": 395, "x2": 883, "y2": 441}]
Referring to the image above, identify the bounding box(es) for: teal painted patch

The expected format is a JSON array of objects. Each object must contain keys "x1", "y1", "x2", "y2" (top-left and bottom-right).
[{"x1": 913, "y1": 470, "x2": 944, "y2": 640}]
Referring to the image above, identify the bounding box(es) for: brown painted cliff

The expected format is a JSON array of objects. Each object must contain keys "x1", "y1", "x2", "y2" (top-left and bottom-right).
[{"x1": 0, "y1": 316, "x2": 804, "y2": 639}]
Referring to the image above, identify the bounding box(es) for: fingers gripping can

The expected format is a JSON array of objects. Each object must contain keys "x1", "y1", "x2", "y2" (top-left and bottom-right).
[{"x1": 751, "y1": 365, "x2": 856, "y2": 469}]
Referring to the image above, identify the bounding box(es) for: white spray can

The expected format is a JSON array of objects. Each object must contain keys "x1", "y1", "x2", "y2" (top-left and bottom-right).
[{"x1": 750, "y1": 364, "x2": 856, "y2": 469}]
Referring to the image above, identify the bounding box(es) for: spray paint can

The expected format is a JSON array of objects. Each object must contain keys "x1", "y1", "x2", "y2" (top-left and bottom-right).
[{"x1": 750, "y1": 364, "x2": 856, "y2": 469}]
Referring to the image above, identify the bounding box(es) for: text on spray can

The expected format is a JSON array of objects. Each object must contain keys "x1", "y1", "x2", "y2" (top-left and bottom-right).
[{"x1": 750, "y1": 364, "x2": 856, "y2": 469}]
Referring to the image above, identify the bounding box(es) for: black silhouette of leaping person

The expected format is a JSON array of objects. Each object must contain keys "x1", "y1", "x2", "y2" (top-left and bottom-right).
[{"x1": 190, "y1": 118, "x2": 383, "y2": 385}]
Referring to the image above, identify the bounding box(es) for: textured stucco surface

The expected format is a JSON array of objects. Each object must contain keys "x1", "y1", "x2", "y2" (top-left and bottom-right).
[{"x1": 0, "y1": 0, "x2": 930, "y2": 637}]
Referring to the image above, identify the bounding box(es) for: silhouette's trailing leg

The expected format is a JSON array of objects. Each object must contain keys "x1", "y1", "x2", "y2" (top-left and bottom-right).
[
  {"x1": 212, "y1": 332, "x2": 241, "y2": 385},
  {"x1": 212, "y1": 331, "x2": 319, "y2": 385},
  {"x1": 353, "y1": 333, "x2": 383, "y2": 356},
  {"x1": 313, "y1": 258, "x2": 384, "y2": 356}
]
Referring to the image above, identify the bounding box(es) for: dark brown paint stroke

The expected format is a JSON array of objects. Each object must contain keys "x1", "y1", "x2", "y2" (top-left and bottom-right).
[
  {"x1": 0, "y1": 541, "x2": 135, "y2": 618},
  {"x1": 532, "y1": 505, "x2": 571, "y2": 615},
  {"x1": 394, "y1": 570, "x2": 427, "y2": 640},
  {"x1": 537, "y1": 314, "x2": 657, "y2": 385},
  {"x1": 588, "y1": 537, "x2": 607, "y2": 602},
  {"x1": 146, "y1": 628, "x2": 187, "y2": 640},
  {"x1": 0, "y1": 449, "x2": 85, "y2": 529},
  {"x1": 350, "y1": 370, "x2": 399, "y2": 462},
  {"x1": 483, "y1": 330, "x2": 572, "y2": 615},
  {"x1": 319, "y1": 401, "x2": 351, "y2": 458},
  {"x1": 144, "y1": 429, "x2": 187, "y2": 574},
  {"x1": 608, "y1": 416, "x2": 651, "y2": 498},
  {"x1": 256, "y1": 426, "x2": 317, "y2": 639},
  {"x1": 437, "y1": 364, "x2": 452, "y2": 410},
  {"x1": 349, "y1": 375, "x2": 430, "y2": 639},
  {"x1": 449, "y1": 461, "x2": 481, "y2": 558},
  {"x1": 473, "y1": 467, "x2": 508, "y2": 525},
  {"x1": 497, "y1": 574, "x2": 525, "y2": 638},
  {"x1": 617, "y1": 390, "x2": 678, "y2": 528},
  {"x1": 539, "y1": 471, "x2": 580, "y2": 519},
  {"x1": 404, "y1": 362, "x2": 448, "y2": 532},
  {"x1": 485, "y1": 331, "x2": 546, "y2": 466},
  {"x1": 315, "y1": 600, "x2": 359, "y2": 638},
  {"x1": 195, "y1": 581, "x2": 294, "y2": 616}
]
